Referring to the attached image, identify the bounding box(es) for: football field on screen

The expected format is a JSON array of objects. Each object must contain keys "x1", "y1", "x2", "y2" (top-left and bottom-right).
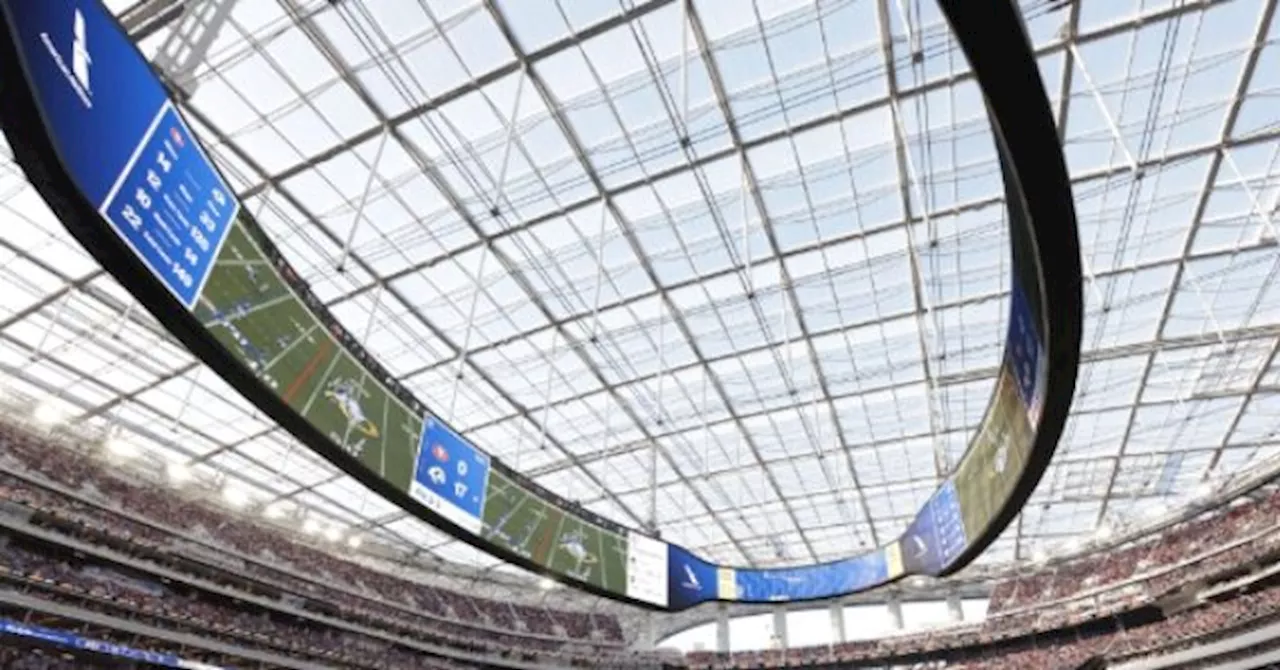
[
  {"x1": 482, "y1": 469, "x2": 627, "y2": 593},
  {"x1": 195, "y1": 215, "x2": 629, "y2": 595},
  {"x1": 953, "y1": 367, "x2": 1033, "y2": 539},
  {"x1": 195, "y1": 215, "x2": 419, "y2": 491}
]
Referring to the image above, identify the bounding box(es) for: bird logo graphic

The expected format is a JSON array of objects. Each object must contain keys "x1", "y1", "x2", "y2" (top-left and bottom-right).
[{"x1": 681, "y1": 564, "x2": 701, "y2": 591}]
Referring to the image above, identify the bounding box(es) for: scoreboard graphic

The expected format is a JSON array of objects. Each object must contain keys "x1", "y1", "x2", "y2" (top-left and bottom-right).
[
  {"x1": 1007, "y1": 283, "x2": 1046, "y2": 428},
  {"x1": 1, "y1": 0, "x2": 236, "y2": 310},
  {"x1": 626, "y1": 531, "x2": 669, "y2": 608},
  {"x1": 410, "y1": 418, "x2": 490, "y2": 535},
  {"x1": 1, "y1": 0, "x2": 1077, "y2": 612},
  {"x1": 900, "y1": 480, "x2": 967, "y2": 575}
]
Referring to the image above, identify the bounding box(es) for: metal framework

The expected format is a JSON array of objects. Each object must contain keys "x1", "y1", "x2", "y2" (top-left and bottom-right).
[{"x1": 0, "y1": 0, "x2": 1277, "y2": 625}]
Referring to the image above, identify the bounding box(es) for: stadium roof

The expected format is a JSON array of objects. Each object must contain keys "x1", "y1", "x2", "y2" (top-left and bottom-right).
[{"x1": 0, "y1": 0, "x2": 1277, "y2": 608}]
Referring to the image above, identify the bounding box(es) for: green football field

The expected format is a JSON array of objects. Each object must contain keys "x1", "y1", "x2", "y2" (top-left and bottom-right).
[
  {"x1": 196, "y1": 215, "x2": 419, "y2": 491},
  {"x1": 482, "y1": 469, "x2": 628, "y2": 593}
]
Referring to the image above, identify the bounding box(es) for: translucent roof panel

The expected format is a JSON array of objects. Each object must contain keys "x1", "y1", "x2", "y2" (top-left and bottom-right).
[{"x1": 0, "y1": 0, "x2": 1276, "y2": 603}]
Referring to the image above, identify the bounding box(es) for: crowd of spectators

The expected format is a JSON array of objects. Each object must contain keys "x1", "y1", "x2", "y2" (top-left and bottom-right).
[
  {"x1": 988, "y1": 491, "x2": 1280, "y2": 613},
  {"x1": 0, "y1": 422, "x2": 623, "y2": 640},
  {"x1": 4, "y1": 418, "x2": 1280, "y2": 669},
  {"x1": 686, "y1": 578, "x2": 1280, "y2": 670},
  {"x1": 0, "y1": 422, "x2": 663, "y2": 668},
  {"x1": 948, "y1": 581, "x2": 1280, "y2": 670},
  {"x1": 0, "y1": 648, "x2": 111, "y2": 670},
  {"x1": 0, "y1": 540, "x2": 476, "y2": 668},
  {"x1": 686, "y1": 485, "x2": 1280, "y2": 669}
]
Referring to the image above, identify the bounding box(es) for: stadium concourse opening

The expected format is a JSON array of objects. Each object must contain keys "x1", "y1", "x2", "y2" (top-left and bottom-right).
[{"x1": 0, "y1": 0, "x2": 1275, "y2": 667}]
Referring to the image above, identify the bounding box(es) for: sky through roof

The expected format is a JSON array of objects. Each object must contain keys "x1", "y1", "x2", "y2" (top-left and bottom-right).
[{"x1": 0, "y1": 0, "x2": 1276, "y2": 608}]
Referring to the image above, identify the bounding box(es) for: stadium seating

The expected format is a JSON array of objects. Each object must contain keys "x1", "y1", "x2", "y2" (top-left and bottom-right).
[
  {"x1": 0, "y1": 421, "x2": 660, "y2": 669},
  {"x1": 3, "y1": 418, "x2": 1279, "y2": 670},
  {"x1": 987, "y1": 493, "x2": 1280, "y2": 614},
  {"x1": 685, "y1": 485, "x2": 1280, "y2": 669}
]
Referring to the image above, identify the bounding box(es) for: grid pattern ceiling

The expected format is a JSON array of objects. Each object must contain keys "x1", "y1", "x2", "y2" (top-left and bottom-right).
[{"x1": 0, "y1": 0, "x2": 1277, "y2": 588}]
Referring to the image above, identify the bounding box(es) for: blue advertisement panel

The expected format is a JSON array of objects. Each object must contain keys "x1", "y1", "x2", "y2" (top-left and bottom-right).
[
  {"x1": 1, "y1": 0, "x2": 237, "y2": 308},
  {"x1": 667, "y1": 545, "x2": 720, "y2": 609},
  {"x1": 732, "y1": 550, "x2": 890, "y2": 602},
  {"x1": 899, "y1": 479, "x2": 967, "y2": 575},
  {"x1": 1006, "y1": 283, "x2": 1043, "y2": 413},
  {"x1": 0, "y1": 617, "x2": 226, "y2": 669},
  {"x1": 409, "y1": 416, "x2": 490, "y2": 535}
]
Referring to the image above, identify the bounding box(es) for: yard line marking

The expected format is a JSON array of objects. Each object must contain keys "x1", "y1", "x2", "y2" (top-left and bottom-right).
[
  {"x1": 378, "y1": 375, "x2": 391, "y2": 478},
  {"x1": 199, "y1": 293, "x2": 294, "y2": 327},
  {"x1": 298, "y1": 341, "x2": 343, "y2": 413},
  {"x1": 536, "y1": 506, "x2": 567, "y2": 567},
  {"x1": 282, "y1": 337, "x2": 332, "y2": 404},
  {"x1": 596, "y1": 526, "x2": 608, "y2": 589},
  {"x1": 262, "y1": 324, "x2": 320, "y2": 373}
]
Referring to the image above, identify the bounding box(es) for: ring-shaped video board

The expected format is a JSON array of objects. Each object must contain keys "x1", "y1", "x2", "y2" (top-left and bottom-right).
[{"x1": 0, "y1": 0, "x2": 1081, "y2": 611}]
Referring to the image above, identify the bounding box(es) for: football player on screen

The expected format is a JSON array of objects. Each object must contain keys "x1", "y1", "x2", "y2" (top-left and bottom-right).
[{"x1": 324, "y1": 378, "x2": 380, "y2": 440}]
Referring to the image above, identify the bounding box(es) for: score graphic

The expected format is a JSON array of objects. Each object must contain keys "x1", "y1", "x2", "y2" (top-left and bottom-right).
[
  {"x1": 0, "y1": 0, "x2": 237, "y2": 311},
  {"x1": 1007, "y1": 283, "x2": 1046, "y2": 428},
  {"x1": 626, "y1": 531, "x2": 669, "y2": 608},
  {"x1": 409, "y1": 418, "x2": 490, "y2": 535},
  {"x1": 99, "y1": 102, "x2": 237, "y2": 308}
]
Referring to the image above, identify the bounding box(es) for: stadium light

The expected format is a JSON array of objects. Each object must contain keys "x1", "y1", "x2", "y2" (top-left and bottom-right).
[
  {"x1": 105, "y1": 437, "x2": 138, "y2": 459},
  {"x1": 263, "y1": 502, "x2": 287, "y2": 519},
  {"x1": 323, "y1": 526, "x2": 342, "y2": 543},
  {"x1": 346, "y1": 535, "x2": 363, "y2": 549},
  {"x1": 302, "y1": 517, "x2": 321, "y2": 535},
  {"x1": 166, "y1": 462, "x2": 192, "y2": 484},
  {"x1": 32, "y1": 401, "x2": 64, "y2": 426},
  {"x1": 1095, "y1": 524, "x2": 1113, "y2": 540},
  {"x1": 222, "y1": 485, "x2": 249, "y2": 508},
  {"x1": 539, "y1": 577, "x2": 556, "y2": 590},
  {"x1": 1031, "y1": 549, "x2": 1048, "y2": 564}
]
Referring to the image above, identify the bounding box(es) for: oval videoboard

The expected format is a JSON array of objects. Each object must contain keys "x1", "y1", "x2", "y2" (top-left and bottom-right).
[{"x1": 0, "y1": 0, "x2": 1081, "y2": 611}]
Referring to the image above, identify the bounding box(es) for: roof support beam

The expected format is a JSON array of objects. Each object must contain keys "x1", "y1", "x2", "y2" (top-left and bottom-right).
[
  {"x1": 680, "y1": 0, "x2": 858, "y2": 554},
  {"x1": 271, "y1": 0, "x2": 658, "y2": 534},
  {"x1": 479, "y1": 0, "x2": 761, "y2": 561},
  {"x1": 328, "y1": 130, "x2": 1280, "y2": 364},
  {"x1": 449, "y1": 240, "x2": 1279, "y2": 435},
  {"x1": 1094, "y1": 0, "x2": 1277, "y2": 524},
  {"x1": 239, "y1": 0, "x2": 1221, "y2": 204},
  {"x1": 521, "y1": 321, "x2": 1280, "y2": 477}
]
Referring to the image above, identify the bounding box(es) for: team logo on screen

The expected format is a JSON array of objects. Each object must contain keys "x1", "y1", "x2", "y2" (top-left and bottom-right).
[
  {"x1": 70, "y1": 9, "x2": 91, "y2": 97},
  {"x1": 424, "y1": 443, "x2": 474, "y2": 501},
  {"x1": 680, "y1": 564, "x2": 702, "y2": 591},
  {"x1": 40, "y1": 7, "x2": 94, "y2": 108},
  {"x1": 324, "y1": 378, "x2": 380, "y2": 440},
  {"x1": 907, "y1": 535, "x2": 929, "y2": 561}
]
